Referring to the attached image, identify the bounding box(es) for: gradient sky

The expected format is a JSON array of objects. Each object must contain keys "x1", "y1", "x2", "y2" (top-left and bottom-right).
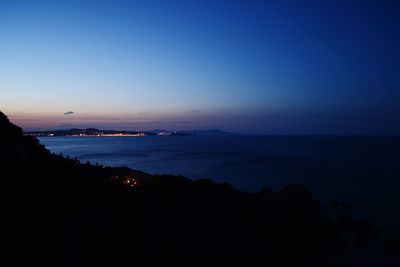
[{"x1": 1, "y1": 0, "x2": 399, "y2": 134}]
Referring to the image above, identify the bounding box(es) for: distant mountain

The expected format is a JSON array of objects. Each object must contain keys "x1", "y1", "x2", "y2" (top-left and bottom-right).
[{"x1": 146, "y1": 129, "x2": 193, "y2": 136}]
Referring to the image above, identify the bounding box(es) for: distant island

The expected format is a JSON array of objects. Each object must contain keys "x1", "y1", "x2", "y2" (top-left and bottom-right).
[{"x1": 25, "y1": 128, "x2": 235, "y2": 137}]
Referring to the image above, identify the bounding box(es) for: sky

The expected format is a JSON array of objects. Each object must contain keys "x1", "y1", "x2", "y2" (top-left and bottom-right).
[{"x1": 0, "y1": 0, "x2": 399, "y2": 134}]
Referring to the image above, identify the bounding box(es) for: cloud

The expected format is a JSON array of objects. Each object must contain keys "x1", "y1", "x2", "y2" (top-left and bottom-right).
[
  {"x1": 188, "y1": 109, "x2": 201, "y2": 113},
  {"x1": 64, "y1": 111, "x2": 74, "y2": 116}
]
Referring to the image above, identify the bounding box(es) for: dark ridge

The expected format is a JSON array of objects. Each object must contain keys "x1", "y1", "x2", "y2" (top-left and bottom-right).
[{"x1": 0, "y1": 111, "x2": 372, "y2": 266}]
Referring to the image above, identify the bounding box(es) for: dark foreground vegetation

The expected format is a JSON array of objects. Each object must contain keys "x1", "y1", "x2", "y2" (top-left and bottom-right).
[{"x1": 0, "y1": 111, "x2": 379, "y2": 266}]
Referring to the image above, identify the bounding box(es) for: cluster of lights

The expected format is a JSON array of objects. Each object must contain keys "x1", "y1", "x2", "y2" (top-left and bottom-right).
[
  {"x1": 111, "y1": 175, "x2": 141, "y2": 187},
  {"x1": 25, "y1": 133, "x2": 54, "y2": 137},
  {"x1": 68, "y1": 133, "x2": 147, "y2": 137}
]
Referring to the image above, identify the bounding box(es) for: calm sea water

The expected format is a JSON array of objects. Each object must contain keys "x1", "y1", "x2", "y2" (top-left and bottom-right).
[{"x1": 39, "y1": 135, "x2": 400, "y2": 232}]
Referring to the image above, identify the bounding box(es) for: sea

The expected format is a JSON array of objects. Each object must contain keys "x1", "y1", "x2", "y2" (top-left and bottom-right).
[{"x1": 39, "y1": 135, "x2": 400, "y2": 235}]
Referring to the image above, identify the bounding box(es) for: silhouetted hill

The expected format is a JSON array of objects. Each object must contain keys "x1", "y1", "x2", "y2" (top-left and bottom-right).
[{"x1": 0, "y1": 111, "x2": 373, "y2": 266}]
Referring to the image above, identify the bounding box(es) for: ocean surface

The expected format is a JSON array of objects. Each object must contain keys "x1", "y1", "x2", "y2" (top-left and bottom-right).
[{"x1": 39, "y1": 135, "x2": 400, "y2": 233}]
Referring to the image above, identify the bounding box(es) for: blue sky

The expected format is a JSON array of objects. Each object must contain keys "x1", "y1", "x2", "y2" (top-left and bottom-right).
[{"x1": 1, "y1": 0, "x2": 399, "y2": 134}]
